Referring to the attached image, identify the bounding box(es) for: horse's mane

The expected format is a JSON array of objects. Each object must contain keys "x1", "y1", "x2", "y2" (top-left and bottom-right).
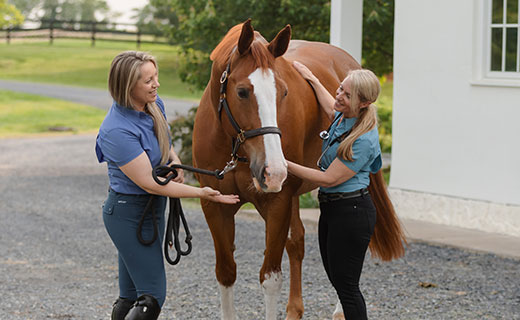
[{"x1": 210, "y1": 23, "x2": 274, "y2": 69}]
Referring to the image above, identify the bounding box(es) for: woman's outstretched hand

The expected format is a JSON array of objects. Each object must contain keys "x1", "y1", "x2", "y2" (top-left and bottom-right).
[{"x1": 201, "y1": 187, "x2": 240, "y2": 204}]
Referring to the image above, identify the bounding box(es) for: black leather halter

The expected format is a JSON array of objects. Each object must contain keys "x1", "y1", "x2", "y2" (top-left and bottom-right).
[{"x1": 217, "y1": 61, "x2": 282, "y2": 162}]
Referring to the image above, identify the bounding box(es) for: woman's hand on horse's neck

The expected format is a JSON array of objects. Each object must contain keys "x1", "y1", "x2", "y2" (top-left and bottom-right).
[{"x1": 292, "y1": 61, "x2": 335, "y2": 121}]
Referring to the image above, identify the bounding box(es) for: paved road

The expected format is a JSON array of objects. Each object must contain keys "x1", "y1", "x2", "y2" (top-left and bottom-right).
[
  {"x1": 0, "y1": 79, "x2": 198, "y2": 120},
  {"x1": 0, "y1": 135, "x2": 518, "y2": 319}
]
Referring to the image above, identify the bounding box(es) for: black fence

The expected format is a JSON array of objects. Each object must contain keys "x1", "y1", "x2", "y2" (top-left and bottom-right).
[{"x1": 0, "y1": 19, "x2": 169, "y2": 47}]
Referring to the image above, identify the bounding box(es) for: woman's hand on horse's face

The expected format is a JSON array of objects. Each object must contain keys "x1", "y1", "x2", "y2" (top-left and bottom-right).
[{"x1": 201, "y1": 186, "x2": 240, "y2": 204}]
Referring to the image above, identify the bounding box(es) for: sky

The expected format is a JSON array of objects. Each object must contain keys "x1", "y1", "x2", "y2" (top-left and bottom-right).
[{"x1": 105, "y1": 0, "x2": 148, "y2": 24}]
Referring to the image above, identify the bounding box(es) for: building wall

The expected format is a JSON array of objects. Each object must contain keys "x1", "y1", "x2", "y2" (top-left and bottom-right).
[{"x1": 391, "y1": 0, "x2": 520, "y2": 206}]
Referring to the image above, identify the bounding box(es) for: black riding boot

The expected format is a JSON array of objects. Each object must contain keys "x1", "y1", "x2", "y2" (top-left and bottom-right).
[
  {"x1": 125, "y1": 294, "x2": 161, "y2": 320},
  {"x1": 111, "y1": 297, "x2": 136, "y2": 320}
]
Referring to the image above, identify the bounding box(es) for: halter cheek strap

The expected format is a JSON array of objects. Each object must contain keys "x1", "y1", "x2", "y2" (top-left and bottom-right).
[{"x1": 217, "y1": 60, "x2": 282, "y2": 162}]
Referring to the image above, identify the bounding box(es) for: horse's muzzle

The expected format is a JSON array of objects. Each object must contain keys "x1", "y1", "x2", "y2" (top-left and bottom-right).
[{"x1": 251, "y1": 162, "x2": 287, "y2": 193}]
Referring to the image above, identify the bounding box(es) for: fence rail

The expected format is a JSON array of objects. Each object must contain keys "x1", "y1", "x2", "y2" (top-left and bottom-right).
[{"x1": 0, "y1": 19, "x2": 169, "y2": 47}]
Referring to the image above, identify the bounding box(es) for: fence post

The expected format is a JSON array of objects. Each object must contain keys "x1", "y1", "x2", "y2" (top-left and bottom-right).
[
  {"x1": 49, "y1": 20, "x2": 54, "y2": 45},
  {"x1": 91, "y1": 21, "x2": 96, "y2": 47},
  {"x1": 7, "y1": 28, "x2": 11, "y2": 44},
  {"x1": 137, "y1": 27, "x2": 141, "y2": 49}
]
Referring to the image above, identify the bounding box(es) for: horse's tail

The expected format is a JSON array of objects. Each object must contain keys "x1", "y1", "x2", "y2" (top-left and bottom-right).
[{"x1": 367, "y1": 170, "x2": 407, "y2": 261}]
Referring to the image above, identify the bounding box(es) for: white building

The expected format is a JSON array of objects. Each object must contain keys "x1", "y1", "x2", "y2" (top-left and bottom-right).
[{"x1": 331, "y1": 0, "x2": 520, "y2": 237}]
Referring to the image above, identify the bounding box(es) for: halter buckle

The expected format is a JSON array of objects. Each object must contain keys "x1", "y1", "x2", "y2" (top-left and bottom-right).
[
  {"x1": 237, "y1": 129, "x2": 246, "y2": 143},
  {"x1": 220, "y1": 70, "x2": 228, "y2": 84}
]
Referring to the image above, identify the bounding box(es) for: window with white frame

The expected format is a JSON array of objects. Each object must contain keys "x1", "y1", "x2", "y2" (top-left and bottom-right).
[{"x1": 488, "y1": 0, "x2": 520, "y2": 78}]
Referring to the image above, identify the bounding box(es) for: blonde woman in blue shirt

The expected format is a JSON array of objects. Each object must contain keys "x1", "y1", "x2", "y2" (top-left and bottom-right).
[
  {"x1": 96, "y1": 51, "x2": 239, "y2": 320},
  {"x1": 288, "y1": 62, "x2": 381, "y2": 320}
]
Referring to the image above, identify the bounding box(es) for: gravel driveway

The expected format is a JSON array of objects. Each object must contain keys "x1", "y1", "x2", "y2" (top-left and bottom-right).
[{"x1": 0, "y1": 135, "x2": 518, "y2": 319}]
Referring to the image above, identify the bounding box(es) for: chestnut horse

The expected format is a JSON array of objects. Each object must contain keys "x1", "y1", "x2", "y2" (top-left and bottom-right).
[{"x1": 192, "y1": 20, "x2": 405, "y2": 320}]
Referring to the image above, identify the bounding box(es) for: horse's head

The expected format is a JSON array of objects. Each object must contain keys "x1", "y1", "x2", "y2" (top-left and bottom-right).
[{"x1": 211, "y1": 20, "x2": 291, "y2": 193}]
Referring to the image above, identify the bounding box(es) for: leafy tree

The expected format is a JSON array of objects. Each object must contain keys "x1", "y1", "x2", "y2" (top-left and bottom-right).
[
  {"x1": 150, "y1": 0, "x2": 331, "y2": 89},
  {"x1": 362, "y1": 0, "x2": 393, "y2": 76},
  {"x1": 132, "y1": 4, "x2": 173, "y2": 36},
  {"x1": 39, "y1": 0, "x2": 109, "y2": 22},
  {"x1": 7, "y1": 0, "x2": 37, "y2": 17},
  {"x1": 8, "y1": 0, "x2": 109, "y2": 25},
  {"x1": 150, "y1": 0, "x2": 394, "y2": 88},
  {"x1": 1, "y1": 0, "x2": 24, "y2": 27}
]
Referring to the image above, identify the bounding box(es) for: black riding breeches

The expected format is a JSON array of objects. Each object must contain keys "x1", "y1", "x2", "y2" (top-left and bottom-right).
[{"x1": 318, "y1": 193, "x2": 376, "y2": 320}]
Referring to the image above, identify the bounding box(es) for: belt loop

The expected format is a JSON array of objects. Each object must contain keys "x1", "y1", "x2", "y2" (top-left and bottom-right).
[{"x1": 361, "y1": 188, "x2": 366, "y2": 198}]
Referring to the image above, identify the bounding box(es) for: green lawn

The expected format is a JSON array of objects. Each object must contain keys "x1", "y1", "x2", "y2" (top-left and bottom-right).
[
  {"x1": 0, "y1": 39, "x2": 203, "y2": 101},
  {"x1": 0, "y1": 90, "x2": 106, "y2": 137}
]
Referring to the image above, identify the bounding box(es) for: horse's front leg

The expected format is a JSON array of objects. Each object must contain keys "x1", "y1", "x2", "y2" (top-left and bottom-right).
[
  {"x1": 257, "y1": 194, "x2": 293, "y2": 320},
  {"x1": 202, "y1": 200, "x2": 239, "y2": 320},
  {"x1": 284, "y1": 195, "x2": 305, "y2": 320}
]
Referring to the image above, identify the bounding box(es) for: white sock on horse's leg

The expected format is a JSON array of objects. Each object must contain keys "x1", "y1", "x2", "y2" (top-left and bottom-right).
[
  {"x1": 262, "y1": 271, "x2": 283, "y2": 320},
  {"x1": 332, "y1": 300, "x2": 346, "y2": 320},
  {"x1": 219, "y1": 283, "x2": 236, "y2": 320}
]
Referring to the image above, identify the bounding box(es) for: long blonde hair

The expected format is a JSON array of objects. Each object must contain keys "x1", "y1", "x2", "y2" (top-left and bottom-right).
[
  {"x1": 108, "y1": 51, "x2": 170, "y2": 164},
  {"x1": 337, "y1": 69, "x2": 381, "y2": 161}
]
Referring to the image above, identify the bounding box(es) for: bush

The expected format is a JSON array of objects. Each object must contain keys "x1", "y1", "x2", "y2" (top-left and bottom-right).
[{"x1": 170, "y1": 106, "x2": 197, "y2": 165}]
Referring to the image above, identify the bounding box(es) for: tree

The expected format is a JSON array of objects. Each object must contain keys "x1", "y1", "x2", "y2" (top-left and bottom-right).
[
  {"x1": 39, "y1": 0, "x2": 109, "y2": 22},
  {"x1": 8, "y1": 0, "x2": 109, "y2": 24},
  {"x1": 1, "y1": 0, "x2": 24, "y2": 28},
  {"x1": 132, "y1": 4, "x2": 171, "y2": 36},
  {"x1": 150, "y1": 0, "x2": 394, "y2": 88},
  {"x1": 150, "y1": 0, "x2": 331, "y2": 89},
  {"x1": 362, "y1": 0, "x2": 394, "y2": 76},
  {"x1": 7, "y1": 0, "x2": 37, "y2": 17}
]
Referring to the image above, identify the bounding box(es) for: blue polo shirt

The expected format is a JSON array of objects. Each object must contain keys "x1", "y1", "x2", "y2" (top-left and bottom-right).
[
  {"x1": 95, "y1": 97, "x2": 169, "y2": 195},
  {"x1": 319, "y1": 112, "x2": 382, "y2": 193}
]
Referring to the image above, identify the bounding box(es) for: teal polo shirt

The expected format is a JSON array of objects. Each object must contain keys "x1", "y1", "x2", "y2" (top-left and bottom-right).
[{"x1": 319, "y1": 112, "x2": 382, "y2": 193}]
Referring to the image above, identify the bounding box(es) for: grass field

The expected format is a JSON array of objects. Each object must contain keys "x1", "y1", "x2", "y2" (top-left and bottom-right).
[
  {"x1": 0, "y1": 90, "x2": 107, "y2": 137},
  {"x1": 0, "y1": 39, "x2": 203, "y2": 100}
]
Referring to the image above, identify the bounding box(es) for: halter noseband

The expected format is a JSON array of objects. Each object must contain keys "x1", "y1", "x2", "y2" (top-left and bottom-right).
[{"x1": 217, "y1": 60, "x2": 282, "y2": 164}]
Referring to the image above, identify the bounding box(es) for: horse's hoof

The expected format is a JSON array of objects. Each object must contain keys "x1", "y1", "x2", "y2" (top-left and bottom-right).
[{"x1": 332, "y1": 312, "x2": 346, "y2": 320}]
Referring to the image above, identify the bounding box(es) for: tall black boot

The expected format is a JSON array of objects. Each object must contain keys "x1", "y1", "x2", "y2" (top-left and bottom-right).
[
  {"x1": 111, "y1": 297, "x2": 136, "y2": 320},
  {"x1": 125, "y1": 294, "x2": 161, "y2": 320}
]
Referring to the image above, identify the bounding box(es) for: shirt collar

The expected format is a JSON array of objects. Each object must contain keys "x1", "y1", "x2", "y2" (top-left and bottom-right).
[{"x1": 113, "y1": 101, "x2": 150, "y2": 120}]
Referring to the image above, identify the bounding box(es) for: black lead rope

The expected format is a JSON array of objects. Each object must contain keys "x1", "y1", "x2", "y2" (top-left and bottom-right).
[
  {"x1": 137, "y1": 164, "x2": 221, "y2": 265},
  {"x1": 136, "y1": 197, "x2": 159, "y2": 246},
  {"x1": 152, "y1": 165, "x2": 193, "y2": 266}
]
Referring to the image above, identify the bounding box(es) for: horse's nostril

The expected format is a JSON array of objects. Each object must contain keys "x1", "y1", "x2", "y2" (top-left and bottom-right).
[{"x1": 260, "y1": 167, "x2": 267, "y2": 182}]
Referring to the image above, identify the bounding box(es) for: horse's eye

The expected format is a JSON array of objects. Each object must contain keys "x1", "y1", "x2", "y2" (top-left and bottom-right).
[
  {"x1": 237, "y1": 88, "x2": 249, "y2": 99},
  {"x1": 284, "y1": 89, "x2": 288, "y2": 97}
]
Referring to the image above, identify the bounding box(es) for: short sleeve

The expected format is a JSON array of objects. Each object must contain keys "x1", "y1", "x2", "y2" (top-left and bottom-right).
[
  {"x1": 338, "y1": 138, "x2": 372, "y2": 173},
  {"x1": 96, "y1": 128, "x2": 144, "y2": 166},
  {"x1": 370, "y1": 154, "x2": 382, "y2": 173}
]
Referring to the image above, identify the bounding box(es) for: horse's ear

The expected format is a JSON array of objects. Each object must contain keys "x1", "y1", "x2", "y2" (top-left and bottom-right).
[
  {"x1": 238, "y1": 19, "x2": 254, "y2": 55},
  {"x1": 268, "y1": 24, "x2": 291, "y2": 58}
]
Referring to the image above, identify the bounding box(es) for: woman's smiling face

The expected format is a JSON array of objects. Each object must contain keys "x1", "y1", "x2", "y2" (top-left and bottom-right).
[
  {"x1": 334, "y1": 77, "x2": 354, "y2": 116},
  {"x1": 131, "y1": 61, "x2": 160, "y2": 110}
]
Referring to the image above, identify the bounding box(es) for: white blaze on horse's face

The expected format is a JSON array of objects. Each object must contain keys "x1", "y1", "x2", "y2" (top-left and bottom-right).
[{"x1": 248, "y1": 68, "x2": 288, "y2": 193}]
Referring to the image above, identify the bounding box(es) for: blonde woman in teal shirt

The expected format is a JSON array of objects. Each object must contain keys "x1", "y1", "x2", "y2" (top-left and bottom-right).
[{"x1": 287, "y1": 62, "x2": 381, "y2": 320}]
